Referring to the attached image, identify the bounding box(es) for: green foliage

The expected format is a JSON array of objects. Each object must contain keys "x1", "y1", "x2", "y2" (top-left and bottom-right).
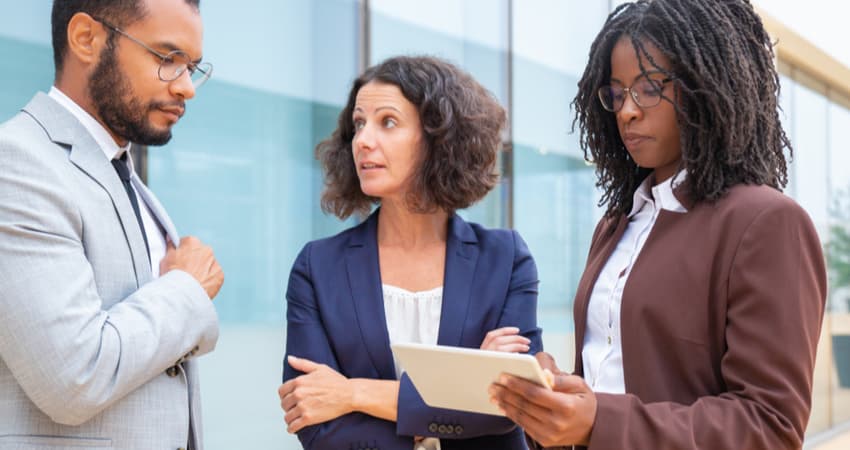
[{"x1": 829, "y1": 187, "x2": 850, "y2": 307}]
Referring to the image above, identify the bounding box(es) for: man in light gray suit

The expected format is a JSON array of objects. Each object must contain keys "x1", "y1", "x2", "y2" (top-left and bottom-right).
[{"x1": 0, "y1": 0, "x2": 223, "y2": 448}]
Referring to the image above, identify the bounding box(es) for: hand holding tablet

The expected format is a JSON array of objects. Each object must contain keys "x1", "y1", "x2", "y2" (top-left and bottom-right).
[{"x1": 390, "y1": 342, "x2": 552, "y2": 416}]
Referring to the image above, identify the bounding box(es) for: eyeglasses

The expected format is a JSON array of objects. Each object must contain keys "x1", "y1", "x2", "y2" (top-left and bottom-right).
[
  {"x1": 93, "y1": 17, "x2": 213, "y2": 89},
  {"x1": 597, "y1": 74, "x2": 672, "y2": 112}
]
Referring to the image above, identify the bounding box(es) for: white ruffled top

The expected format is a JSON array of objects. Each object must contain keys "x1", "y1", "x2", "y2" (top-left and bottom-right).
[{"x1": 382, "y1": 284, "x2": 444, "y2": 450}]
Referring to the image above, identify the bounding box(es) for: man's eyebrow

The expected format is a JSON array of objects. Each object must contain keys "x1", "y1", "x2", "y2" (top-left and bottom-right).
[{"x1": 152, "y1": 41, "x2": 203, "y2": 64}]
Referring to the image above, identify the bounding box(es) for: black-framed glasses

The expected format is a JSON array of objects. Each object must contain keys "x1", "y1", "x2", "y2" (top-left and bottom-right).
[
  {"x1": 597, "y1": 74, "x2": 672, "y2": 112},
  {"x1": 93, "y1": 17, "x2": 213, "y2": 89}
]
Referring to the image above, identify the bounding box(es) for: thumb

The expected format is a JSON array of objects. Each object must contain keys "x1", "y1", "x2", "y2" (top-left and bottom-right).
[
  {"x1": 288, "y1": 355, "x2": 322, "y2": 373},
  {"x1": 552, "y1": 374, "x2": 591, "y2": 394}
]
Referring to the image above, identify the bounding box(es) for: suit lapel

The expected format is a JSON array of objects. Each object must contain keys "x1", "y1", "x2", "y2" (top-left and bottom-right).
[
  {"x1": 573, "y1": 216, "x2": 627, "y2": 374},
  {"x1": 437, "y1": 214, "x2": 479, "y2": 347},
  {"x1": 22, "y1": 93, "x2": 151, "y2": 287},
  {"x1": 345, "y1": 212, "x2": 396, "y2": 379}
]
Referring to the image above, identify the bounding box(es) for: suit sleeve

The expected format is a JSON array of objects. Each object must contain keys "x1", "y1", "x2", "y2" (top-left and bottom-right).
[
  {"x1": 0, "y1": 139, "x2": 218, "y2": 426},
  {"x1": 499, "y1": 230, "x2": 543, "y2": 353},
  {"x1": 396, "y1": 229, "x2": 542, "y2": 439},
  {"x1": 283, "y1": 243, "x2": 405, "y2": 449},
  {"x1": 586, "y1": 200, "x2": 827, "y2": 449}
]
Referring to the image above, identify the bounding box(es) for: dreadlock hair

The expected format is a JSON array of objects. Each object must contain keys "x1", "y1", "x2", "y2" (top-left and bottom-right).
[{"x1": 572, "y1": 0, "x2": 791, "y2": 218}]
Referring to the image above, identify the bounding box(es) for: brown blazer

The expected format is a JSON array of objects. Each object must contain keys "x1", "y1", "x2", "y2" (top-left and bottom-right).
[{"x1": 572, "y1": 183, "x2": 826, "y2": 450}]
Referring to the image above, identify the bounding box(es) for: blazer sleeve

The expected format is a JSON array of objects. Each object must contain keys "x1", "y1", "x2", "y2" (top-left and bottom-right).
[
  {"x1": 0, "y1": 139, "x2": 218, "y2": 426},
  {"x1": 586, "y1": 200, "x2": 827, "y2": 449},
  {"x1": 396, "y1": 229, "x2": 542, "y2": 439},
  {"x1": 499, "y1": 230, "x2": 543, "y2": 353},
  {"x1": 283, "y1": 243, "x2": 405, "y2": 449}
]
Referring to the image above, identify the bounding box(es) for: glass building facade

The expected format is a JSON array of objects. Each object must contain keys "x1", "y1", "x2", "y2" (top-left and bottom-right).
[{"x1": 1, "y1": 1, "x2": 848, "y2": 447}]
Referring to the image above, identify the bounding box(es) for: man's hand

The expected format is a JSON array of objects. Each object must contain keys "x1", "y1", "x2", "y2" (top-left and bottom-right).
[{"x1": 160, "y1": 236, "x2": 224, "y2": 299}]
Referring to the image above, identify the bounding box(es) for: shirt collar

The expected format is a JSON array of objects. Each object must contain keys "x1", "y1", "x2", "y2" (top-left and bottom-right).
[
  {"x1": 48, "y1": 86, "x2": 132, "y2": 162},
  {"x1": 628, "y1": 170, "x2": 689, "y2": 218}
]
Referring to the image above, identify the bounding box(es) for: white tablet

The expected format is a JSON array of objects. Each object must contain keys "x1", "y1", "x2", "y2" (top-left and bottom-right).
[{"x1": 390, "y1": 342, "x2": 551, "y2": 416}]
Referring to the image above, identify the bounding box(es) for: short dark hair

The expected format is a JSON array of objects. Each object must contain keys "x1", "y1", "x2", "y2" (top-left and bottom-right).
[
  {"x1": 572, "y1": 0, "x2": 791, "y2": 217},
  {"x1": 317, "y1": 55, "x2": 507, "y2": 220},
  {"x1": 51, "y1": 0, "x2": 201, "y2": 75}
]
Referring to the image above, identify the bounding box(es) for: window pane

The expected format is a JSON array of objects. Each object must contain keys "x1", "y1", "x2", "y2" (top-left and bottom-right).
[
  {"x1": 828, "y1": 99, "x2": 850, "y2": 427},
  {"x1": 0, "y1": 1, "x2": 52, "y2": 122},
  {"x1": 146, "y1": 1, "x2": 359, "y2": 447},
  {"x1": 512, "y1": 0, "x2": 609, "y2": 365},
  {"x1": 790, "y1": 80, "x2": 829, "y2": 230}
]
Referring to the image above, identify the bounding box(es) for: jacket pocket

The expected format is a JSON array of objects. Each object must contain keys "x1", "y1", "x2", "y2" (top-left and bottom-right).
[{"x1": 0, "y1": 435, "x2": 112, "y2": 449}]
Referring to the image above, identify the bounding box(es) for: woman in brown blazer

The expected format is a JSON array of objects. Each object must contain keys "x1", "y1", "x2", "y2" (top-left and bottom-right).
[{"x1": 490, "y1": 1, "x2": 828, "y2": 449}]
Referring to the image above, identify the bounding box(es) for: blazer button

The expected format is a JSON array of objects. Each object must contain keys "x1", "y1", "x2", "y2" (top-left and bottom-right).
[
  {"x1": 444, "y1": 424, "x2": 455, "y2": 434},
  {"x1": 438, "y1": 424, "x2": 448, "y2": 434},
  {"x1": 166, "y1": 365, "x2": 180, "y2": 377},
  {"x1": 428, "y1": 422, "x2": 438, "y2": 433},
  {"x1": 454, "y1": 424, "x2": 464, "y2": 435}
]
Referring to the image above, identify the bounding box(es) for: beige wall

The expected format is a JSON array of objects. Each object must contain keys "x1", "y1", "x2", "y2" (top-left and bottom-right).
[{"x1": 812, "y1": 314, "x2": 850, "y2": 433}]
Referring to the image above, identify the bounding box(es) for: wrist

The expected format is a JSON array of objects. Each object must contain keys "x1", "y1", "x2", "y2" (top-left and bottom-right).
[
  {"x1": 349, "y1": 378, "x2": 365, "y2": 413},
  {"x1": 349, "y1": 378, "x2": 400, "y2": 421}
]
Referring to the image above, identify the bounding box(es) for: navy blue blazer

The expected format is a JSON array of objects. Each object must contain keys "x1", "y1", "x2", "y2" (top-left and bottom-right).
[{"x1": 283, "y1": 211, "x2": 542, "y2": 450}]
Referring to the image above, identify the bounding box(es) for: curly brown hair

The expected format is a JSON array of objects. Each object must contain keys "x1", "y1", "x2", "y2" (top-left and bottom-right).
[
  {"x1": 316, "y1": 55, "x2": 507, "y2": 220},
  {"x1": 573, "y1": 0, "x2": 790, "y2": 218}
]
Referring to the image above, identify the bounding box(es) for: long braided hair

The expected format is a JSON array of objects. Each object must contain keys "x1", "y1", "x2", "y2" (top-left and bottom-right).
[{"x1": 573, "y1": 0, "x2": 791, "y2": 217}]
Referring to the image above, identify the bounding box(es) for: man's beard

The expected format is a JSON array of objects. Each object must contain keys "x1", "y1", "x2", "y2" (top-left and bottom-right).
[{"x1": 88, "y1": 46, "x2": 182, "y2": 146}]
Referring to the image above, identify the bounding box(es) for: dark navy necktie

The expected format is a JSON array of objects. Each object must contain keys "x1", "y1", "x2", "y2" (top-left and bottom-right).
[{"x1": 111, "y1": 152, "x2": 151, "y2": 264}]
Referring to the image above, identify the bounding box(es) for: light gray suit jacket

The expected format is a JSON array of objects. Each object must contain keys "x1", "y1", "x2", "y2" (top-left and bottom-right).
[{"x1": 0, "y1": 93, "x2": 219, "y2": 450}]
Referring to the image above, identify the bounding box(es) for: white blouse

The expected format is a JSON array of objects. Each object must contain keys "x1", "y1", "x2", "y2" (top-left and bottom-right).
[
  {"x1": 382, "y1": 284, "x2": 443, "y2": 450},
  {"x1": 582, "y1": 172, "x2": 687, "y2": 393}
]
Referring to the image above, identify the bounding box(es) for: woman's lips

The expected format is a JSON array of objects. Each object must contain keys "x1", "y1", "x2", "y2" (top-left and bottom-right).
[{"x1": 622, "y1": 132, "x2": 652, "y2": 149}]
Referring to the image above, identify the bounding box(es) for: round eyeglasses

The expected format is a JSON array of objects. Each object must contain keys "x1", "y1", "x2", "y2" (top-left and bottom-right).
[
  {"x1": 597, "y1": 75, "x2": 672, "y2": 112},
  {"x1": 94, "y1": 17, "x2": 213, "y2": 89}
]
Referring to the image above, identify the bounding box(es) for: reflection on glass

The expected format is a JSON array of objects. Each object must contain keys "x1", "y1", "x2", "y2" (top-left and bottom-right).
[
  {"x1": 146, "y1": 1, "x2": 358, "y2": 448},
  {"x1": 790, "y1": 79, "x2": 829, "y2": 228},
  {"x1": 511, "y1": 0, "x2": 607, "y2": 345},
  {"x1": 829, "y1": 100, "x2": 850, "y2": 426}
]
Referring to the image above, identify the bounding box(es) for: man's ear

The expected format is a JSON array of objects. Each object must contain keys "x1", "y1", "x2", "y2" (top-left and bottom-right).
[{"x1": 65, "y1": 12, "x2": 108, "y2": 66}]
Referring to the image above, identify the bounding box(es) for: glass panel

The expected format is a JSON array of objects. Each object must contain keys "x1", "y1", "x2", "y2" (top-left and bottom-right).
[
  {"x1": 780, "y1": 75, "x2": 826, "y2": 435},
  {"x1": 369, "y1": 0, "x2": 509, "y2": 227},
  {"x1": 145, "y1": 1, "x2": 359, "y2": 448},
  {"x1": 786, "y1": 76, "x2": 831, "y2": 435},
  {"x1": 790, "y1": 80, "x2": 829, "y2": 233},
  {"x1": 511, "y1": 0, "x2": 609, "y2": 365},
  {"x1": 829, "y1": 100, "x2": 850, "y2": 427},
  {"x1": 0, "y1": 0, "x2": 53, "y2": 122}
]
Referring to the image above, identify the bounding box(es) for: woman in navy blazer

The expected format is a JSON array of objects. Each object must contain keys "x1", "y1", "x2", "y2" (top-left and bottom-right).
[{"x1": 278, "y1": 56, "x2": 542, "y2": 450}]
